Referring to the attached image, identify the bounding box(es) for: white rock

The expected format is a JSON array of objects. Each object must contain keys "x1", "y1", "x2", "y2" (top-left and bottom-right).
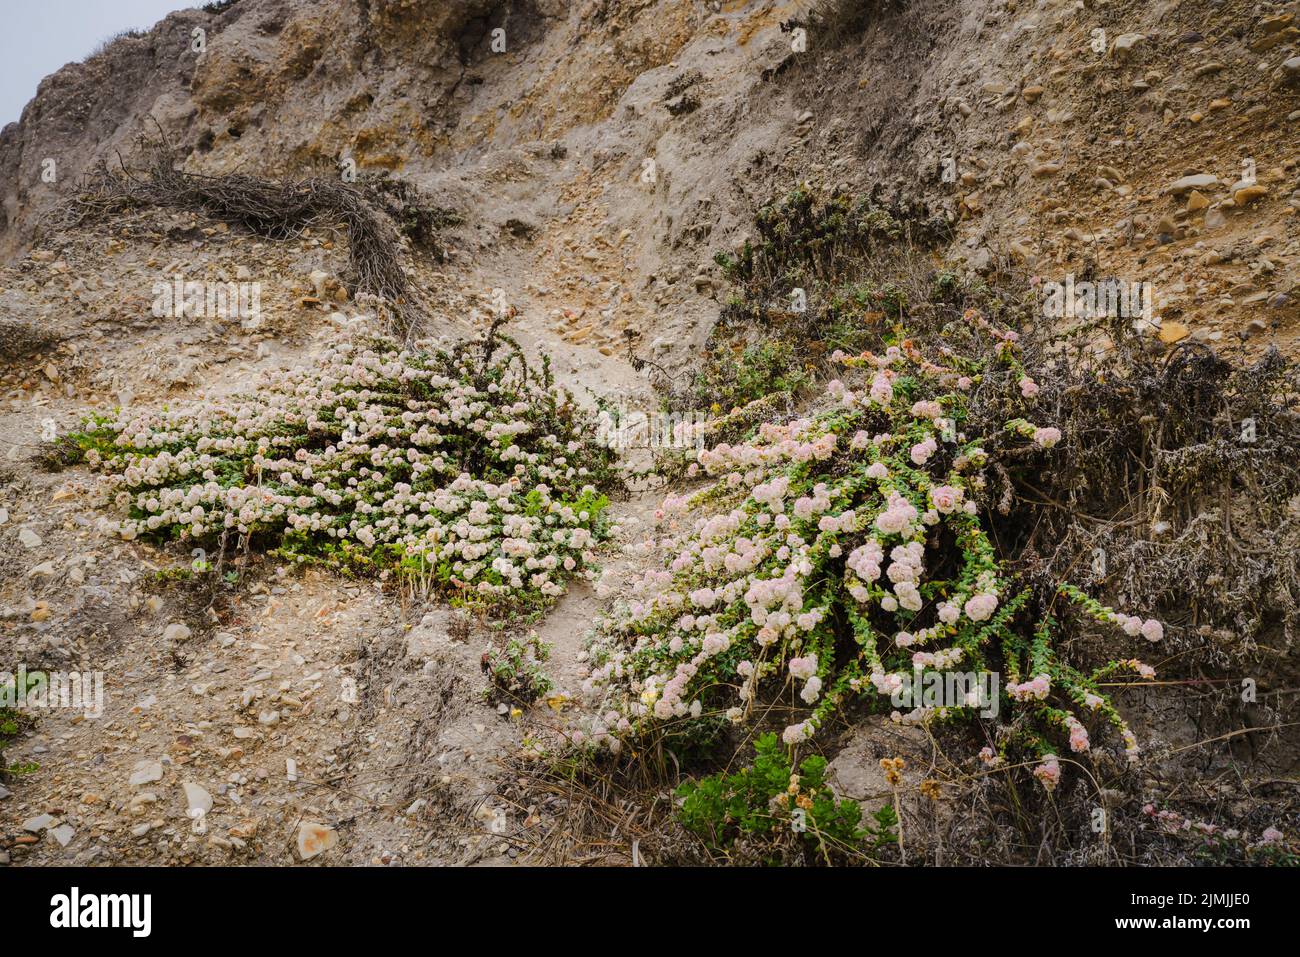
[
  {"x1": 129, "y1": 759, "x2": 164, "y2": 787},
  {"x1": 128, "y1": 792, "x2": 159, "y2": 814},
  {"x1": 1113, "y1": 33, "x2": 1148, "y2": 56},
  {"x1": 181, "y1": 781, "x2": 212, "y2": 817},
  {"x1": 163, "y1": 622, "x2": 192, "y2": 642},
  {"x1": 18, "y1": 527, "x2": 41, "y2": 548},
  {"x1": 50, "y1": 824, "x2": 76, "y2": 847},
  {"x1": 296, "y1": 821, "x2": 338, "y2": 860},
  {"x1": 22, "y1": 813, "x2": 54, "y2": 832},
  {"x1": 1167, "y1": 174, "x2": 1219, "y2": 195}
]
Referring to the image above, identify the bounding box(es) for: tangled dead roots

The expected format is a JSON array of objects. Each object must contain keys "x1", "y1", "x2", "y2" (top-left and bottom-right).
[
  {"x1": 45, "y1": 134, "x2": 426, "y2": 338},
  {"x1": 1012, "y1": 337, "x2": 1300, "y2": 668}
]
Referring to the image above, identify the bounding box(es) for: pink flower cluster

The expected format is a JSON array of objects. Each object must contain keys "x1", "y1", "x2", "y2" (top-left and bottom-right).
[
  {"x1": 930, "y1": 484, "x2": 963, "y2": 514},
  {"x1": 1032, "y1": 427, "x2": 1062, "y2": 448},
  {"x1": 869, "y1": 372, "x2": 894, "y2": 406},
  {"x1": 789, "y1": 654, "x2": 818, "y2": 681},
  {"x1": 910, "y1": 435, "x2": 938, "y2": 465},
  {"x1": 1121, "y1": 659, "x2": 1156, "y2": 679},
  {"x1": 1033, "y1": 754, "x2": 1061, "y2": 791},
  {"x1": 1064, "y1": 714, "x2": 1090, "y2": 753},
  {"x1": 1115, "y1": 613, "x2": 1164, "y2": 642},
  {"x1": 963, "y1": 593, "x2": 999, "y2": 622},
  {"x1": 1008, "y1": 674, "x2": 1051, "y2": 702},
  {"x1": 874, "y1": 491, "x2": 919, "y2": 535}
]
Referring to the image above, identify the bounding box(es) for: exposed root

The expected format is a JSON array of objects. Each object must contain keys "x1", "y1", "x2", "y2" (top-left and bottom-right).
[{"x1": 44, "y1": 131, "x2": 433, "y2": 339}]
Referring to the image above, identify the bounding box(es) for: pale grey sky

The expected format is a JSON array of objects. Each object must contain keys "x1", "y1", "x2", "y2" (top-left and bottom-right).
[{"x1": 1, "y1": 0, "x2": 193, "y2": 128}]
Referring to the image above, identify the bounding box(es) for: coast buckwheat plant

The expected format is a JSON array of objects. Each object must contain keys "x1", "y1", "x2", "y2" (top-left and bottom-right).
[
  {"x1": 583, "y1": 309, "x2": 1160, "y2": 786},
  {"x1": 72, "y1": 325, "x2": 619, "y2": 610}
]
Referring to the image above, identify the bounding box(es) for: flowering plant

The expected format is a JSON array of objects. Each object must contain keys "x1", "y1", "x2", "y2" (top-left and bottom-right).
[
  {"x1": 72, "y1": 327, "x2": 619, "y2": 609},
  {"x1": 583, "y1": 311, "x2": 1160, "y2": 785}
]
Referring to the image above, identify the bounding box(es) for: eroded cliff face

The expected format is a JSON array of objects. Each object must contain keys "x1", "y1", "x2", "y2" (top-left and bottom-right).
[
  {"x1": 5, "y1": 0, "x2": 1299, "y2": 361},
  {"x1": 0, "y1": 0, "x2": 1298, "y2": 866}
]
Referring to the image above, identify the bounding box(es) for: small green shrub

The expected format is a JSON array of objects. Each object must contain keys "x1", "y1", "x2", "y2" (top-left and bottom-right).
[
  {"x1": 690, "y1": 341, "x2": 809, "y2": 413},
  {"x1": 483, "y1": 631, "x2": 554, "y2": 704},
  {"x1": 1, "y1": 695, "x2": 38, "y2": 776},
  {"x1": 677, "y1": 732, "x2": 894, "y2": 863},
  {"x1": 672, "y1": 187, "x2": 982, "y2": 417}
]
